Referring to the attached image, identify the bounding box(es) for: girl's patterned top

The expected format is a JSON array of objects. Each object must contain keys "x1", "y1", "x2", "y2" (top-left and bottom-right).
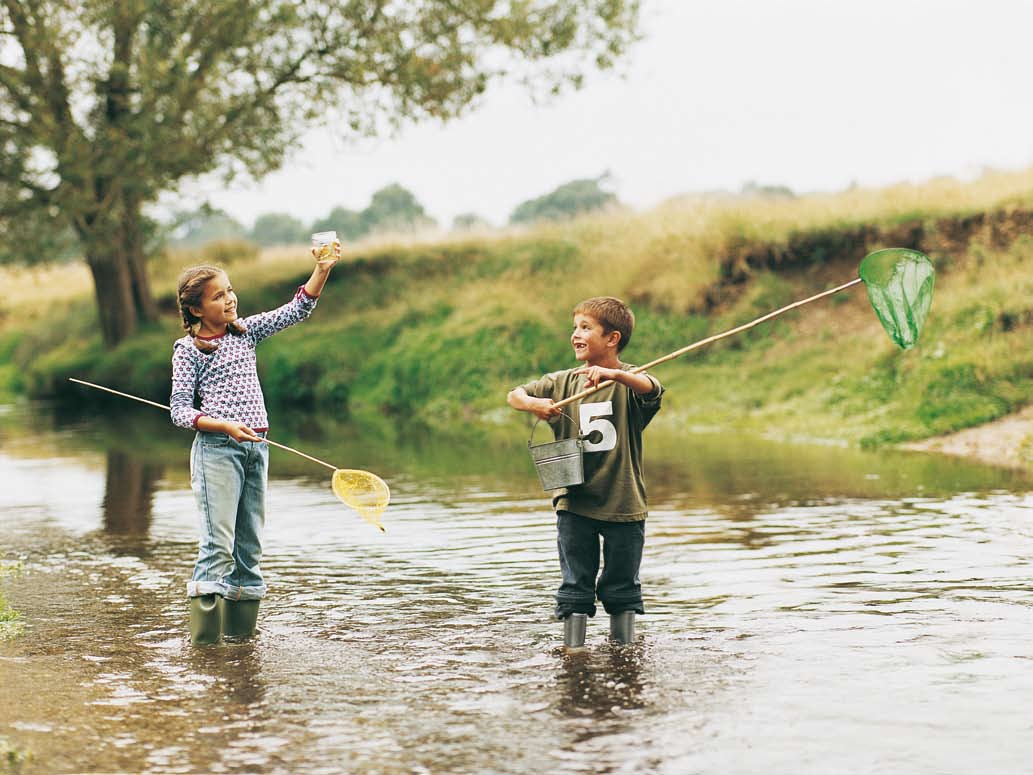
[{"x1": 170, "y1": 286, "x2": 318, "y2": 431}]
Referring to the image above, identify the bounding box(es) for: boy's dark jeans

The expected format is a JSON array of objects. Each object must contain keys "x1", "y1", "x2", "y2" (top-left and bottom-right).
[{"x1": 554, "y1": 510, "x2": 645, "y2": 620}]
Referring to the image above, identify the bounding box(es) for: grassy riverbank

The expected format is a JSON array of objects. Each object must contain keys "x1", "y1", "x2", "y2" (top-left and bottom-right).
[
  {"x1": 3, "y1": 169, "x2": 1033, "y2": 448},
  {"x1": 0, "y1": 563, "x2": 22, "y2": 641}
]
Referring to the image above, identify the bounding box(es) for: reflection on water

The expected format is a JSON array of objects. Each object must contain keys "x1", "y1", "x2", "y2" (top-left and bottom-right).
[
  {"x1": 556, "y1": 644, "x2": 646, "y2": 718},
  {"x1": 102, "y1": 450, "x2": 162, "y2": 535},
  {"x1": 2, "y1": 404, "x2": 1033, "y2": 774}
]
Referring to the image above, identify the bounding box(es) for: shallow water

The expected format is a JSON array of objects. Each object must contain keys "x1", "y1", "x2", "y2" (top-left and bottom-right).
[{"x1": 2, "y1": 405, "x2": 1033, "y2": 774}]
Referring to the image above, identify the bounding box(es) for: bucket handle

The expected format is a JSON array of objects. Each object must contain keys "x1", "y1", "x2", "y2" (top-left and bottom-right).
[{"x1": 528, "y1": 410, "x2": 582, "y2": 447}]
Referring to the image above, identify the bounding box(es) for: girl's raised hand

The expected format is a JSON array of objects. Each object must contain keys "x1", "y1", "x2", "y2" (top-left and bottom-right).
[{"x1": 312, "y1": 239, "x2": 341, "y2": 271}]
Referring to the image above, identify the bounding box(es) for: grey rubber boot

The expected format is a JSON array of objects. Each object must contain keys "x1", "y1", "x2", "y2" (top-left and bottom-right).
[
  {"x1": 609, "y1": 611, "x2": 635, "y2": 644},
  {"x1": 223, "y1": 599, "x2": 260, "y2": 639},
  {"x1": 189, "y1": 594, "x2": 224, "y2": 645},
  {"x1": 563, "y1": 613, "x2": 588, "y2": 648}
]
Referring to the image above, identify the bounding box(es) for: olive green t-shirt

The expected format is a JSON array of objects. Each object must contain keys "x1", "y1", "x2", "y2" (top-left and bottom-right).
[{"x1": 521, "y1": 364, "x2": 664, "y2": 522}]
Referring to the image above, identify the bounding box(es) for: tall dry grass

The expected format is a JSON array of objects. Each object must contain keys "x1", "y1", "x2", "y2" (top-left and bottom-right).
[{"x1": 490, "y1": 167, "x2": 1033, "y2": 314}]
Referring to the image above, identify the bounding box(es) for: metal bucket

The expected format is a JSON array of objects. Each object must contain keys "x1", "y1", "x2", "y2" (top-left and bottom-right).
[{"x1": 528, "y1": 416, "x2": 584, "y2": 491}]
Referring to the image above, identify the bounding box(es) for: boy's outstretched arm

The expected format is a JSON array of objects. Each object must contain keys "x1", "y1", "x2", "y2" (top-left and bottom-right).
[
  {"x1": 507, "y1": 386, "x2": 560, "y2": 420},
  {"x1": 305, "y1": 240, "x2": 342, "y2": 298}
]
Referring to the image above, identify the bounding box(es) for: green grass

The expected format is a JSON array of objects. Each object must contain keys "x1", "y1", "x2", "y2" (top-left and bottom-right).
[
  {"x1": 0, "y1": 562, "x2": 23, "y2": 641},
  {"x1": 4, "y1": 170, "x2": 1033, "y2": 448},
  {"x1": 0, "y1": 736, "x2": 32, "y2": 774}
]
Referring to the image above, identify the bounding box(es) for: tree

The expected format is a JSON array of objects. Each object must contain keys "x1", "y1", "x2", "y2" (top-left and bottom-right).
[
  {"x1": 452, "y1": 213, "x2": 492, "y2": 231},
  {"x1": 740, "y1": 181, "x2": 796, "y2": 199},
  {"x1": 250, "y1": 212, "x2": 307, "y2": 246},
  {"x1": 0, "y1": 1, "x2": 641, "y2": 346},
  {"x1": 172, "y1": 206, "x2": 248, "y2": 246},
  {"x1": 509, "y1": 173, "x2": 619, "y2": 224},
  {"x1": 311, "y1": 207, "x2": 364, "y2": 242},
  {"x1": 360, "y1": 183, "x2": 435, "y2": 235}
]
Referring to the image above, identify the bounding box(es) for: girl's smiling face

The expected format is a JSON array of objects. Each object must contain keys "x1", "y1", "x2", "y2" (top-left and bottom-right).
[
  {"x1": 190, "y1": 272, "x2": 238, "y2": 335},
  {"x1": 571, "y1": 313, "x2": 620, "y2": 365}
]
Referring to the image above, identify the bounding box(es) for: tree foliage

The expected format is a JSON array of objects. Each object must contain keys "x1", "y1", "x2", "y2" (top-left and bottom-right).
[
  {"x1": 250, "y1": 212, "x2": 307, "y2": 245},
  {"x1": 452, "y1": 212, "x2": 492, "y2": 231},
  {"x1": 740, "y1": 181, "x2": 796, "y2": 199},
  {"x1": 173, "y1": 206, "x2": 247, "y2": 246},
  {"x1": 311, "y1": 206, "x2": 364, "y2": 241},
  {"x1": 509, "y1": 173, "x2": 619, "y2": 224},
  {"x1": 0, "y1": 0, "x2": 641, "y2": 345},
  {"x1": 179, "y1": 183, "x2": 438, "y2": 248},
  {"x1": 359, "y1": 183, "x2": 436, "y2": 235}
]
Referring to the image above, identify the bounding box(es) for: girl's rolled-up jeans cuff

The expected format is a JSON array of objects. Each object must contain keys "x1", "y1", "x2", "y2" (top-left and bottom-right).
[{"x1": 186, "y1": 581, "x2": 267, "y2": 600}]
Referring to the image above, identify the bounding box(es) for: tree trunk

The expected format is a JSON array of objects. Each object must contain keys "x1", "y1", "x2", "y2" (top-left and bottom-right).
[
  {"x1": 83, "y1": 197, "x2": 158, "y2": 347},
  {"x1": 122, "y1": 193, "x2": 159, "y2": 325},
  {"x1": 85, "y1": 248, "x2": 138, "y2": 346}
]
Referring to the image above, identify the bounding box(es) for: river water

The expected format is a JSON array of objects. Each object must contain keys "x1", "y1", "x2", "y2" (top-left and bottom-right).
[{"x1": 2, "y1": 404, "x2": 1033, "y2": 774}]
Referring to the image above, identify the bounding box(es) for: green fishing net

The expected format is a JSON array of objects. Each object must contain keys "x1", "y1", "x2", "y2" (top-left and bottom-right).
[{"x1": 859, "y1": 248, "x2": 934, "y2": 349}]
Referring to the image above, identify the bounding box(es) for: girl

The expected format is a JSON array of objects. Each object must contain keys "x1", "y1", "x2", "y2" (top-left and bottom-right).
[{"x1": 171, "y1": 243, "x2": 340, "y2": 644}]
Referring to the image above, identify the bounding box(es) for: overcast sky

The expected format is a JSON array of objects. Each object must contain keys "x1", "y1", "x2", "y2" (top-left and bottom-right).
[{"x1": 183, "y1": 0, "x2": 1033, "y2": 229}]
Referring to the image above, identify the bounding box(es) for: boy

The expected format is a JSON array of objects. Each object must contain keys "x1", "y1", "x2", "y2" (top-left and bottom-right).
[{"x1": 507, "y1": 297, "x2": 664, "y2": 646}]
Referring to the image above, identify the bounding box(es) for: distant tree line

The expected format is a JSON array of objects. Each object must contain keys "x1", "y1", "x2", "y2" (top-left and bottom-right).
[
  {"x1": 173, "y1": 172, "x2": 799, "y2": 249},
  {"x1": 176, "y1": 173, "x2": 629, "y2": 247},
  {"x1": 509, "y1": 173, "x2": 619, "y2": 224},
  {"x1": 174, "y1": 183, "x2": 437, "y2": 247}
]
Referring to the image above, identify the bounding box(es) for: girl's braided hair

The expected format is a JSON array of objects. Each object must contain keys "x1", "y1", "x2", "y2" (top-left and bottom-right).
[{"x1": 177, "y1": 265, "x2": 246, "y2": 353}]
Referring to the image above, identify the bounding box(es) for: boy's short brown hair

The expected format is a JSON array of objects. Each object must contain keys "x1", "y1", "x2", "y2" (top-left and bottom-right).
[{"x1": 573, "y1": 296, "x2": 635, "y2": 352}]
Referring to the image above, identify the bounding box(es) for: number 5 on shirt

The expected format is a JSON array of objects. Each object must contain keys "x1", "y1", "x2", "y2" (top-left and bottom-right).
[{"x1": 579, "y1": 401, "x2": 617, "y2": 452}]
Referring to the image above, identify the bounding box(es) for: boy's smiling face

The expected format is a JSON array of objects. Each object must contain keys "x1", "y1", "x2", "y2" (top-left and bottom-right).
[{"x1": 571, "y1": 313, "x2": 620, "y2": 366}]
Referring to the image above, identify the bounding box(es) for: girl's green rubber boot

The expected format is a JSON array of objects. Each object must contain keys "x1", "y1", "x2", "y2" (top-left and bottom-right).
[
  {"x1": 223, "y1": 599, "x2": 260, "y2": 639},
  {"x1": 189, "y1": 594, "x2": 224, "y2": 645}
]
